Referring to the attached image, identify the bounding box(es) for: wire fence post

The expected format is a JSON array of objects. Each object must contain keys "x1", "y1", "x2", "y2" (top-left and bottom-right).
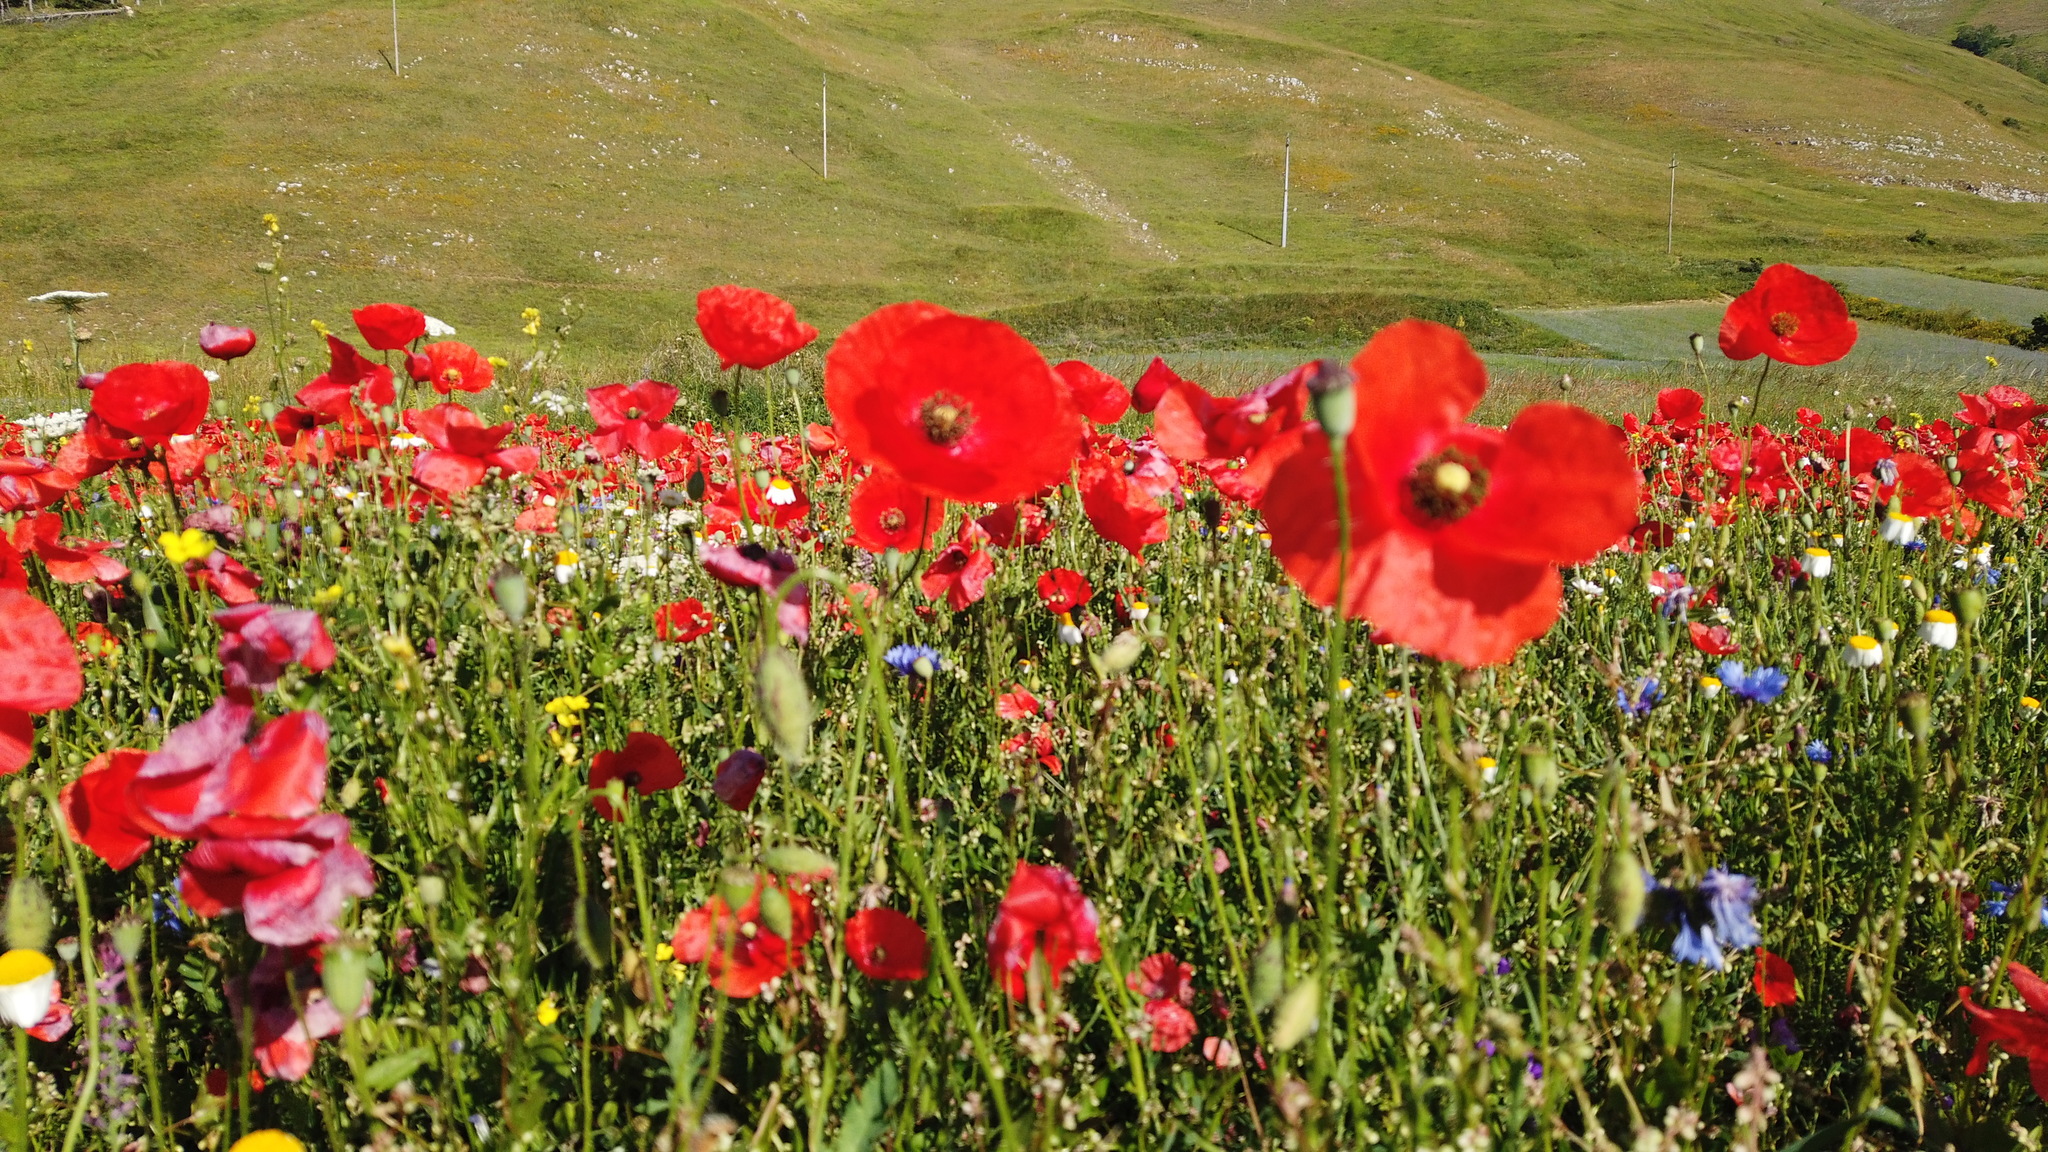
[
  {"x1": 822, "y1": 73, "x2": 829, "y2": 180},
  {"x1": 391, "y1": 0, "x2": 401, "y2": 78},
  {"x1": 1667, "y1": 157, "x2": 1678, "y2": 256},
  {"x1": 1281, "y1": 135, "x2": 1291, "y2": 249}
]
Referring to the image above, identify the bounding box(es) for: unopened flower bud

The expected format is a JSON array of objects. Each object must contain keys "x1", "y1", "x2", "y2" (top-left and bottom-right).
[
  {"x1": 417, "y1": 875, "x2": 446, "y2": 908},
  {"x1": 1304, "y1": 358, "x2": 1356, "y2": 441},
  {"x1": 1898, "y1": 690, "x2": 1932, "y2": 744},
  {"x1": 321, "y1": 940, "x2": 370, "y2": 1018},
  {"x1": 491, "y1": 563, "x2": 530, "y2": 623},
  {"x1": 4, "y1": 880, "x2": 51, "y2": 953}
]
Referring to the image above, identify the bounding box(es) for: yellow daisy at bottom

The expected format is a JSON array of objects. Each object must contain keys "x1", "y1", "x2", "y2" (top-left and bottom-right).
[
  {"x1": 230, "y1": 1131, "x2": 307, "y2": 1152},
  {"x1": 2023, "y1": 696, "x2": 2043, "y2": 717},
  {"x1": 0, "y1": 948, "x2": 55, "y2": 1029}
]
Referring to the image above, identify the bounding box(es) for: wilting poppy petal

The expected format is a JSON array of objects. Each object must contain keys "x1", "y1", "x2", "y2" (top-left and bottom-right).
[{"x1": 713, "y1": 749, "x2": 768, "y2": 811}]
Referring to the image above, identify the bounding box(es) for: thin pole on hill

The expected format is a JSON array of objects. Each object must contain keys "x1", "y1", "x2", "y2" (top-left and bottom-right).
[
  {"x1": 1667, "y1": 157, "x2": 1677, "y2": 256},
  {"x1": 391, "y1": 0, "x2": 401, "y2": 78},
  {"x1": 1281, "y1": 135, "x2": 1291, "y2": 249},
  {"x1": 822, "y1": 73, "x2": 829, "y2": 180}
]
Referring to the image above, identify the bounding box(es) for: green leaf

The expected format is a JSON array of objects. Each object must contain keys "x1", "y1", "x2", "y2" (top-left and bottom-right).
[
  {"x1": 1270, "y1": 975, "x2": 1320, "y2": 1051},
  {"x1": 761, "y1": 846, "x2": 837, "y2": 877},
  {"x1": 834, "y1": 1061, "x2": 900, "y2": 1152},
  {"x1": 363, "y1": 1048, "x2": 434, "y2": 1094},
  {"x1": 1251, "y1": 938, "x2": 1283, "y2": 1013}
]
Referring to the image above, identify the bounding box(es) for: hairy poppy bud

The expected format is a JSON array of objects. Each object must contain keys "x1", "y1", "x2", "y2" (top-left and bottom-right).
[
  {"x1": 322, "y1": 939, "x2": 370, "y2": 1017},
  {"x1": 758, "y1": 885, "x2": 794, "y2": 940},
  {"x1": 1270, "y1": 975, "x2": 1321, "y2": 1052},
  {"x1": 1523, "y1": 746, "x2": 1559, "y2": 811},
  {"x1": 491, "y1": 564, "x2": 530, "y2": 623},
  {"x1": 1898, "y1": 690, "x2": 1931, "y2": 744},
  {"x1": 1958, "y1": 588, "x2": 1985, "y2": 627},
  {"x1": 1304, "y1": 358, "x2": 1356, "y2": 441},
  {"x1": 1198, "y1": 495, "x2": 1222, "y2": 533},
  {"x1": 718, "y1": 868, "x2": 759, "y2": 914},
  {"x1": 4, "y1": 879, "x2": 51, "y2": 953},
  {"x1": 1602, "y1": 852, "x2": 1646, "y2": 935},
  {"x1": 710, "y1": 387, "x2": 733, "y2": 419},
  {"x1": 686, "y1": 470, "x2": 707, "y2": 502},
  {"x1": 417, "y1": 875, "x2": 446, "y2": 908},
  {"x1": 1689, "y1": 332, "x2": 1705, "y2": 356},
  {"x1": 1251, "y1": 937, "x2": 1283, "y2": 1012},
  {"x1": 110, "y1": 917, "x2": 145, "y2": 965},
  {"x1": 755, "y1": 647, "x2": 813, "y2": 764}
]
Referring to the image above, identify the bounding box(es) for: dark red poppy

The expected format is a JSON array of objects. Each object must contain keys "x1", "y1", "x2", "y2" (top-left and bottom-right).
[
  {"x1": 700, "y1": 545, "x2": 809, "y2": 641},
  {"x1": 588, "y1": 732, "x2": 685, "y2": 821},
  {"x1": 90, "y1": 361, "x2": 210, "y2": 448},
  {"x1": 670, "y1": 875, "x2": 816, "y2": 997},
  {"x1": 1262, "y1": 320, "x2": 1640, "y2": 666},
  {"x1": 1131, "y1": 357, "x2": 1186, "y2": 415},
  {"x1": 986, "y1": 860, "x2": 1100, "y2": 999},
  {"x1": 654, "y1": 598, "x2": 716, "y2": 642},
  {"x1": 215, "y1": 603, "x2": 335, "y2": 699},
  {"x1": 1035, "y1": 568, "x2": 1093, "y2": 615},
  {"x1": 1688, "y1": 622, "x2": 1740, "y2": 656},
  {"x1": 60, "y1": 749, "x2": 157, "y2": 870},
  {"x1": 0, "y1": 589, "x2": 84, "y2": 775},
  {"x1": 129, "y1": 701, "x2": 328, "y2": 837},
  {"x1": 1719, "y1": 264, "x2": 1857, "y2": 366},
  {"x1": 848, "y1": 471, "x2": 944, "y2": 553},
  {"x1": 919, "y1": 519, "x2": 994, "y2": 610},
  {"x1": 824, "y1": 301, "x2": 1082, "y2": 505},
  {"x1": 199, "y1": 324, "x2": 258, "y2": 361},
  {"x1": 587, "y1": 380, "x2": 689, "y2": 460},
  {"x1": 405, "y1": 405, "x2": 539, "y2": 494},
  {"x1": 1078, "y1": 450, "x2": 1168, "y2": 557},
  {"x1": 978, "y1": 501, "x2": 1052, "y2": 547},
  {"x1": 408, "y1": 342, "x2": 492, "y2": 394},
  {"x1": 352, "y1": 303, "x2": 428, "y2": 351},
  {"x1": 1054, "y1": 360, "x2": 1132, "y2": 425},
  {"x1": 714, "y1": 748, "x2": 768, "y2": 810},
  {"x1": 1962, "y1": 962, "x2": 2048, "y2": 1100},
  {"x1": 845, "y1": 907, "x2": 928, "y2": 981},
  {"x1": 695, "y1": 285, "x2": 819, "y2": 371},
  {"x1": 1151, "y1": 362, "x2": 1309, "y2": 463},
  {"x1": 1755, "y1": 949, "x2": 1796, "y2": 1007}
]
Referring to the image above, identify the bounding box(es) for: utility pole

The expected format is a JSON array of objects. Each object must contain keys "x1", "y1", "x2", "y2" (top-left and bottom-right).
[
  {"x1": 822, "y1": 73, "x2": 829, "y2": 179},
  {"x1": 1281, "y1": 135, "x2": 1291, "y2": 249},
  {"x1": 1667, "y1": 157, "x2": 1678, "y2": 256},
  {"x1": 391, "y1": 0, "x2": 401, "y2": 78}
]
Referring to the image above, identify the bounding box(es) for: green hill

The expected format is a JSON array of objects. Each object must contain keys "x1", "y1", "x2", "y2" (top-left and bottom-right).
[{"x1": 5, "y1": 0, "x2": 2048, "y2": 363}]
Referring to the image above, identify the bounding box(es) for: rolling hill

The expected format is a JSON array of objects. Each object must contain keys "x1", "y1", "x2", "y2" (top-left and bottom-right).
[{"x1": 4, "y1": 0, "x2": 2048, "y2": 363}]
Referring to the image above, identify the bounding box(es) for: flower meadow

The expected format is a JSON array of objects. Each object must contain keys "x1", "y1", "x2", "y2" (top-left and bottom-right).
[{"x1": 0, "y1": 262, "x2": 2045, "y2": 1151}]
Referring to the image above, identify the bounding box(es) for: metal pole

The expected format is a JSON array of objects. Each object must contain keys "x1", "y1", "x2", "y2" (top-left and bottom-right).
[
  {"x1": 822, "y1": 73, "x2": 828, "y2": 180},
  {"x1": 391, "y1": 0, "x2": 401, "y2": 78},
  {"x1": 1281, "y1": 135, "x2": 1291, "y2": 249},
  {"x1": 1667, "y1": 157, "x2": 1677, "y2": 256}
]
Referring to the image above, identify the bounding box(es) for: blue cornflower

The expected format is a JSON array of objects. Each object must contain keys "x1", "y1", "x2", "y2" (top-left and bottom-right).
[
  {"x1": 1616, "y1": 677, "x2": 1663, "y2": 718},
  {"x1": 1651, "y1": 866, "x2": 1760, "y2": 971},
  {"x1": 1988, "y1": 881, "x2": 2016, "y2": 918},
  {"x1": 1525, "y1": 1056, "x2": 1544, "y2": 1081},
  {"x1": 1716, "y1": 660, "x2": 1789, "y2": 704},
  {"x1": 1494, "y1": 956, "x2": 1512, "y2": 976},
  {"x1": 152, "y1": 892, "x2": 186, "y2": 938},
  {"x1": 1477, "y1": 1038, "x2": 1497, "y2": 1057},
  {"x1": 1804, "y1": 740, "x2": 1832, "y2": 763},
  {"x1": 1769, "y1": 1016, "x2": 1801, "y2": 1053},
  {"x1": 884, "y1": 644, "x2": 943, "y2": 679}
]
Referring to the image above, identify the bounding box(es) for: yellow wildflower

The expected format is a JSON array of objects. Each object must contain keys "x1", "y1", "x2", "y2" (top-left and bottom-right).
[
  {"x1": 535, "y1": 994, "x2": 561, "y2": 1027},
  {"x1": 545, "y1": 695, "x2": 591, "y2": 727},
  {"x1": 157, "y1": 529, "x2": 215, "y2": 566},
  {"x1": 231, "y1": 1131, "x2": 305, "y2": 1152},
  {"x1": 312, "y1": 583, "x2": 344, "y2": 608}
]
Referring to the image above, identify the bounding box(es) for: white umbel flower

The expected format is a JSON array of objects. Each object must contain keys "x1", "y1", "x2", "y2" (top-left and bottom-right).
[
  {"x1": 1918, "y1": 609, "x2": 1958, "y2": 650},
  {"x1": 1844, "y1": 634, "x2": 1884, "y2": 668},
  {"x1": 1801, "y1": 547, "x2": 1833, "y2": 578},
  {"x1": 0, "y1": 949, "x2": 56, "y2": 1028}
]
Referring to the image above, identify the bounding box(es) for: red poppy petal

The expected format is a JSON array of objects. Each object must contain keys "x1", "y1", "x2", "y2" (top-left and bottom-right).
[
  {"x1": 1440, "y1": 403, "x2": 1640, "y2": 566},
  {"x1": 1350, "y1": 320, "x2": 1488, "y2": 476}
]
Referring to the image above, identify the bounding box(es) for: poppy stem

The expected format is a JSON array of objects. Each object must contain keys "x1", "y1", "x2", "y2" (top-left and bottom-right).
[
  {"x1": 49, "y1": 783, "x2": 101, "y2": 1152},
  {"x1": 1317, "y1": 430, "x2": 1351, "y2": 1039}
]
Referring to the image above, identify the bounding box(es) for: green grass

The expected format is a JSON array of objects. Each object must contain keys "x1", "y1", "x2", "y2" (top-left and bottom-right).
[{"x1": 7, "y1": 0, "x2": 2048, "y2": 358}]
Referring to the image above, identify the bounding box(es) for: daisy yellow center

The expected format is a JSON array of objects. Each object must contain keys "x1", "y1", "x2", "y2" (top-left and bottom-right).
[
  {"x1": 0, "y1": 949, "x2": 53, "y2": 985},
  {"x1": 1406, "y1": 448, "x2": 1490, "y2": 524},
  {"x1": 770, "y1": 477, "x2": 792, "y2": 492},
  {"x1": 919, "y1": 392, "x2": 975, "y2": 447},
  {"x1": 1924, "y1": 609, "x2": 1956, "y2": 624},
  {"x1": 1770, "y1": 311, "x2": 1800, "y2": 337},
  {"x1": 1848, "y1": 635, "x2": 1880, "y2": 651},
  {"x1": 229, "y1": 1132, "x2": 308, "y2": 1152}
]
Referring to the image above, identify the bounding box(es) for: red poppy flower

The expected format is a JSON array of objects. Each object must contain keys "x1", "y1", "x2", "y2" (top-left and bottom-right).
[
  {"x1": 712, "y1": 474, "x2": 811, "y2": 529},
  {"x1": 588, "y1": 732, "x2": 685, "y2": 821},
  {"x1": 1054, "y1": 360, "x2": 1132, "y2": 425},
  {"x1": 181, "y1": 812, "x2": 375, "y2": 946},
  {"x1": 129, "y1": 701, "x2": 328, "y2": 837},
  {"x1": 670, "y1": 875, "x2": 816, "y2": 997},
  {"x1": 60, "y1": 748, "x2": 158, "y2": 870},
  {"x1": 407, "y1": 342, "x2": 493, "y2": 394},
  {"x1": 824, "y1": 301, "x2": 1082, "y2": 505},
  {"x1": 986, "y1": 860, "x2": 1100, "y2": 999},
  {"x1": 1003, "y1": 726, "x2": 1063, "y2": 775},
  {"x1": 1961, "y1": 962, "x2": 2048, "y2": 1099},
  {"x1": 1652, "y1": 388, "x2": 1704, "y2": 432},
  {"x1": 1131, "y1": 357, "x2": 1186, "y2": 415},
  {"x1": 25, "y1": 982, "x2": 72, "y2": 1043},
  {"x1": 1754, "y1": 949, "x2": 1796, "y2": 1007},
  {"x1": 188, "y1": 551, "x2": 263, "y2": 606},
  {"x1": 805, "y1": 422, "x2": 841, "y2": 454},
  {"x1": 215, "y1": 604, "x2": 334, "y2": 700},
  {"x1": 1127, "y1": 951, "x2": 1196, "y2": 1004},
  {"x1": 1688, "y1": 622, "x2": 1740, "y2": 656},
  {"x1": 1035, "y1": 568, "x2": 1092, "y2": 615},
  {"x1": 1144, "y1": 999, "x2": 1197, "y2": 1053},
  {"x1": 587, "y1": 380, "x2": 689, "y2": 460},
  {"x1": 405, "y1": 405, "x2": 539, "y2": 494},
  {"x1": 352, "y1": 303, "x2": 428, "y2": 351},
  {"x1": 695, "y1": 285, "x2": 819, "y2": 371},
  {"x1": 1262, "y1": 320, "x2": 1640, "y2": 666},
  {"x1": 700, "y1": 544, "x2": 810, "y2": 641},
  {"x1": 978, "y1": 501, "x2": 1052, "y2": 547},
  {"x1": 845, "y1": 907, "x2": 928, "y2": 982},
  {"x1": 75, "y1": 621, "x2": 119, "y2": 660},
  {"x1": 919, "y1": 519, "x2": 995, "y2": 610},
  {"x1": 199, "y1": 324, "x2": 258, "y2": 361},
  {"x1": 1078, "y1": 450, "x2": 1168, "y2": 557},
  {"x1": 0, "y1": 589, "x2": 83, "y2": 775},
  {"x1": 1877, "y1": 452, "x2": 1955, "y2": 518},
  {"x1": 714, "y1": 748, "x2": 768, "y2": 811},
  {"x1": 297, "y1": 335, "x2": 397, "y2": 419},
  {"x1": 848, "y1": 471, "x2": 945, "y2": 553},
  {"x1": 995, "y1": 686, "x2": 1042, "y2": 720},
  {"x1": 1151, "y1": 362, "x2": 1309, "y2": 463},
  {"x1": 0, "y1": 456, "x2": 74, "y2": 513},
  {"x1": 1956, "y1": 385, "x2": 2044, "y2": 432},
  {"x1": 1718, "y1": 264, "x2": 1857, "y2": 366},
  {"x1": 228, "y1": 945, "x2": 368, "y2": 1082},
  {"x1": 90, "y1": 361, "x2": 210, "y2": 448},
  {"x1": 10, "y1": 513, "x2": 127, "y2": 585},
  {"x1": 654, "y1": 598, "x2": 716, "y2": 642}
]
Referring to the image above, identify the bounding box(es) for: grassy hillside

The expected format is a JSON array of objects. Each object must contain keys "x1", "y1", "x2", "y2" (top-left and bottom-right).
[{"x1": 4, "y1": 0, "x2": 2048, "y2": 362}]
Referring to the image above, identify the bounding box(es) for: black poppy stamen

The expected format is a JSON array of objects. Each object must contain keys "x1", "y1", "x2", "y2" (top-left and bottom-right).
[
  {"x1": 1406, "y1": 447, "x2": 1491, "y2": 524},
  {"x1": 920, "y1": 392, "x2": 975, "y2": 447}
]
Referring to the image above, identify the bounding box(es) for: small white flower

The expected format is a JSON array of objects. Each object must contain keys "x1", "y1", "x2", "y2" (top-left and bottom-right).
[
  {"x1": 1128, "y1": 600, "x2": 1150, "y2": 623},
  {"x1": 424, "y1": 315, "x2": 458, "y2": 338},
  {"x1": 1879, "y1": 511, "x2": 1918, "y2": 546},
  {"x1": 1800, "y1": 547, "x2": 1832, "y2": 579},
  {"x1": 389, "y1": 432, "x2": 429, "y2": 451},
  {"x1": 1057, "y1": 622, "x2": 1084, "y2": 646},
  {"x1": 763, "y1": 476, "x2": 797, "y2": 506},
  {"x1": 1844, "y1": 634, "x2": 1884, "y2": 668},
  {"x1": 1571, "y1": 578, "x2": 1606, "y2": 597},
  {"x1": 1918, "y1": 609, "x2": 1958, "y2": 650},
  {"x1": 1699, "y1": 675, "x2": 1723, "y2": 698},
  {"x1": 0, "y1": 949, "x2": 56, "y2": 1028},
  {"x1": 203, "y1": 370, "x2": 221, "y2": 383},
  {"x1": 554, "y1": 548, "x2": 580, "y2": 585}
]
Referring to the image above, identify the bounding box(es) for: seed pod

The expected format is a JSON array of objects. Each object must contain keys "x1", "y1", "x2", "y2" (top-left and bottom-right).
[
  {"x1": 1305, "y1": 358, "x2": 1357, "y2": 440},
  {"x1": 321, "y1": 940, "x2": 370, "y2": 1017},
  {"x1": 4, "y1": 879, "x2": 52, "y2": 952},
  {"x1": 755, "y1": 647, "x2": 813, "y2": 764},
  {"x1": 491, "y1": 563, "x2": 530, "y2": 623}
]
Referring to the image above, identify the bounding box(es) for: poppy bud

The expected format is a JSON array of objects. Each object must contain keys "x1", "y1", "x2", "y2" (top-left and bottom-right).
[
  {"x1": 1522, "y1": 746, "x2": 1559, "y2": 811},
  {"x1": 758, "y1": 885, "x2": 794, "y2": 940},
  {"x1": 755, "y1": 647, "x2": 813, "y2": 764},
  {"x1": 1270, "y1": 975, "x2": 1321, "y2": 1052},
  {"x1": 1958, "y1": 588, "x2": 1985, "y2": 627},
  {"x1": 785, "y1": 367, "x2": 802, "y2": 389},
  {"x1": 1250, "y1": 937, "x2": 1283, "y2": 1012},
  {"x1": 1304, "y1": 358, "x2": 1356, "y2": 441},
  {"x1": 76, "y1": 372, "x2": 106, "y2": 390},
  {"x1": 1898, "y1": 690, "x2": 1931, "y2": 744},
  {"x1": 710, "y1": 387, "x2": 733, "y2": 419},
  {"x1": 110, "y1": 917, "x2": 145, "y2": 965},
  {"x1": 1601, "y1": 852, "x2": 1645, "y2": 935},
  {"x1": 718, "y1": 868, "x2": 759, "y2": 914},
  {"x1": 321, "y1": 940, "x2": 370, "y2": 1017},
  {"x1": 686, "y1": 470, "x2": 707, "y2": 502},
  {"x1": 1096, "y1": 631, "x2": 1145, "y2": 676},
  {"x1": 1198, "y1": 495, "x2": 1222, "y2": 533},
  {"x1": 4, "y1": 879, "x2": 51, "y2": 953},
  {"x1": 761, "y1": 846, "x2": 835, "y2": 878},
  {"x1": 1689, "y1": 332, "x2": 1705, "y2": 356},
  {"x1": 491, "y1": 564, "x2": 530, "y2": 623},
  {"x1": 417, "y1": 875, "x2": 446, "y2": 908}
]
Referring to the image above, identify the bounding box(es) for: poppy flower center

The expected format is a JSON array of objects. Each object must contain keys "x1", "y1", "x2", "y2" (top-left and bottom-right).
[
  {"x1": 626, "y1": 407, "x2": 643, "y2": 420},
  {"x1": 1770, "y1": 311, "x2": 1800, "y2": 338},
  {"x1": 1405, "y1": 447, "x2": 1490, "y2": 524},
  {"x1": 879, "y1": 508, "x2": 907, "y2": 532},
  {"x1": 439, "y1": 368, "x2": 464, "y2": 387},
  {"x1": 919, "y1": 392, "x2": 975, "y2": 447},
  {"x1": 620, "y1": 771, "x2": 642, "y2": 789}
]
